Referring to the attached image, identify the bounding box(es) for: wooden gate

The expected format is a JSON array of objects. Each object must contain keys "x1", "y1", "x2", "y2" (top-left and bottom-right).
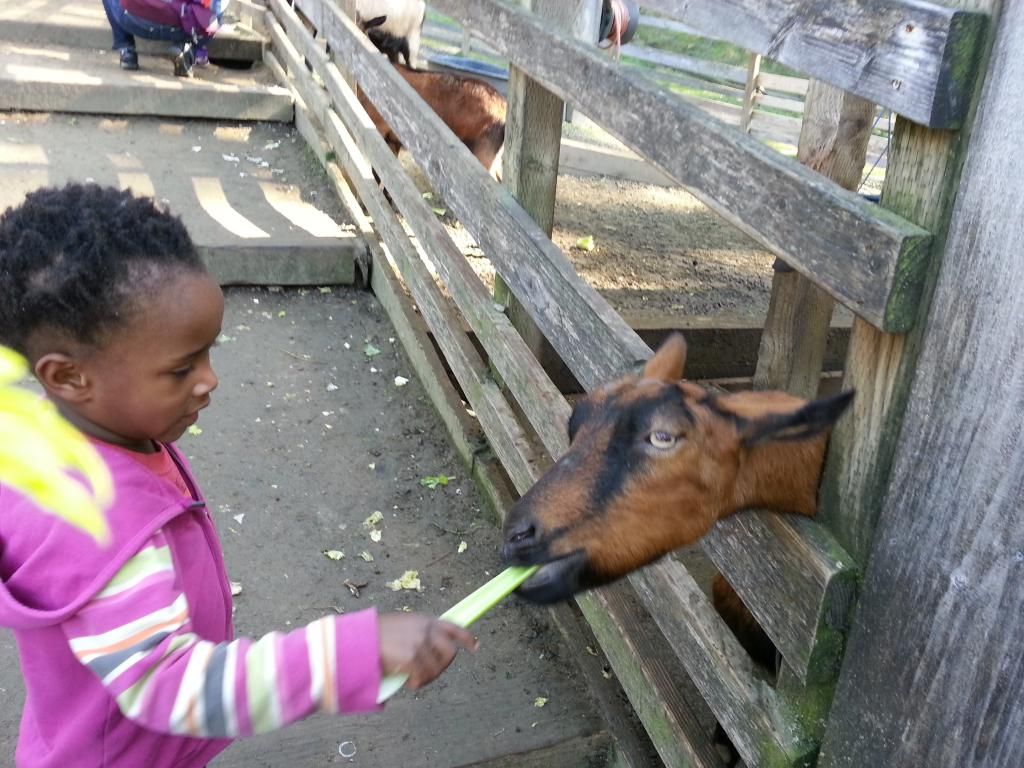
[{"x1": 257, "y1": 0, "x2": 998, "y2": 764}]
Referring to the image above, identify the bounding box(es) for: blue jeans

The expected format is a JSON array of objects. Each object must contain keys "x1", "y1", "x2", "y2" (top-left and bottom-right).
[{"x1": 101, "y1": 0, "x2": 211, "y2": 50}]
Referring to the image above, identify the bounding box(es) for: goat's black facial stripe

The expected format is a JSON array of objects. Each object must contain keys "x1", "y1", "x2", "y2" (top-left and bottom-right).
[
  {"x1": 588, "y1": 388, "x2": 694, "y2": 508},
  {"x1": 701, "y1": 394, "x2": 749, "y2": 431}
]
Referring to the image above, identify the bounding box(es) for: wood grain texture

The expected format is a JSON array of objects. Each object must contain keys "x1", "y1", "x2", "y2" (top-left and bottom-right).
[
  {"x1": 287, "y1": 86, "x2": 489, "y2": 474},
  {"x1": 267, "y1": 5, "x2": 548, "y2": 494},
  {"x1": 703, "y1": 512, "x2": 857, "y2": 684},
  {"x1": 639, "y1": 0, "x2": 989, "y2": 128},
  {"x1": 544, "y1": 601, "x2": 664, "y2": 768},
  {"x1": 299, "y1": 0, "x2": 652, "y2": 389},
  {"x1": 496, "y1": 0, "x2": 574, "y2": 373},
  {"x1": 820, "y1": 3, "x2": 1024, "y2": 762},
  {"x1": 816, "y1": 6, "x2": 993, "y2": 568},
  {"x1": 430, "y1": 0, "x2": 932, "y2": 332},
  {"x1": 577, "y1": 583, "x2": 727, "y2": 768},
  {"x1": 271, "y1": 0, "x2": 573, "y2": 463},
  {"x1": 752, "y1": 270, "x2": 837, "y2": 398},
  {"x1": 631, "y1": 561, "x2": 816, "y2": 768},
  {"x1": 742, "y1": 77, "x2": 874, "y2": 739}
]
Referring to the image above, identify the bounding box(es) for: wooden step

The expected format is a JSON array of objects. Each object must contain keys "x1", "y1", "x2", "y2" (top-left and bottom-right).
[
  {"x1": 0, "y1": 112, "x2": 362, "y2": 286},
  {"x1": 0, "y1": 41, "x2": 291, "y2": 122},
  {"x1": 0, "y1": 0, "x2": 265, "y2": 61}
]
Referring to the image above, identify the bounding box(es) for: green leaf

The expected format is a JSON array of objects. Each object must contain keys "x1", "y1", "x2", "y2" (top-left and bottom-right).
[
  {"x1": 363, "y1": 343, "x2": 382, "y2": 358},
  {"x1": 575, "y1": 235, "x2": 596, "y2": 251},
  {"x1": 323, "y1": 549, "x2": 345, "y2": 561},
  {"x1": 419, "y1": 474, "x2": 454, "y2": 489}
]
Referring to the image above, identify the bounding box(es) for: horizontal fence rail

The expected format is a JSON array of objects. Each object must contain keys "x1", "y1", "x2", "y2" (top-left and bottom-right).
[
  {"x1": 430, "y1": 0, "x2": 932, "y2": 332},
  {"x1": 421, "y1": 17, "x2": 891, "y2": 177},
  {"x1": 639, "y1": 0, "x2": 989, "y2": 128}
]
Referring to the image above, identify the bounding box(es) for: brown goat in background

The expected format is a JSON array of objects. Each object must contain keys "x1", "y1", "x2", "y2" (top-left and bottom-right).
[{"x1": 358, "y1": 17, "x2": 506, "y2": 180}]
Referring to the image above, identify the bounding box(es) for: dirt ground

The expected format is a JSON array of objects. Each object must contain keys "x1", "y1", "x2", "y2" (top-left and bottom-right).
[
  {"x1": 435, "y1": 170, "x2": 777, "y2": 327},
  {"x1": 0, "y1": 288, "x2": 607, "y2": 767}
]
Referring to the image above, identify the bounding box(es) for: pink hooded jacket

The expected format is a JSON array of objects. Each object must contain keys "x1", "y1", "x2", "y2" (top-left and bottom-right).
[{"x1": 0, "y1": 441, "x2": 381, "y2": 767}]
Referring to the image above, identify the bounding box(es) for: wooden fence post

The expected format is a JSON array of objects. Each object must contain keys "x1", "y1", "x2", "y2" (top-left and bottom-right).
[
  {"x1": 495, "y1": 0, "x2": 579, "y2": 372},
  {"x1": 816, "y1": 0, "x2": 997, "y2": 566},
  {"x1": 818, "y1": 3, "x2": 1020, "y2": 762},
  {"x1": 752, "y1": 78, "x2": 874, "y2": 397},
  {"x1": 739, "y1": 52, "x2": 762, "y2": 133}
]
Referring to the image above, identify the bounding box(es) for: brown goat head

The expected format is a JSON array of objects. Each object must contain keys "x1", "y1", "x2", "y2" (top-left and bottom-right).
[{"x1": 502, "y1": 333, "x2": 853, "y2": 603}]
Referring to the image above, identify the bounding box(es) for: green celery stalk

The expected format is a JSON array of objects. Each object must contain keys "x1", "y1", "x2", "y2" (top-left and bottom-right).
[{"x1": 376, "y1": 565, "x2": 539, "y2": 702}]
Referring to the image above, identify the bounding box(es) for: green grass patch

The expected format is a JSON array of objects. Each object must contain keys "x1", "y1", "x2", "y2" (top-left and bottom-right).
[{"x1": 633, "y1": 25, "x2": 797, "y2": 76}]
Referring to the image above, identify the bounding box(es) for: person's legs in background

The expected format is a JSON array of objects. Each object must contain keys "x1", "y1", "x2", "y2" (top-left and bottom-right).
[
  {"x1": 100, "y1": 0, "x2": 204, "y2": 76},
  {"x1": 100, "y1": 0, "x2": 138, "y2": 70}
]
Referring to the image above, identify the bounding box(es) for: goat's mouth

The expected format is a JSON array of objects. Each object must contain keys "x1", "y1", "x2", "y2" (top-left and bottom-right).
[{"x1": 514, "y1": 551, "x2": 588, "y2": 604}]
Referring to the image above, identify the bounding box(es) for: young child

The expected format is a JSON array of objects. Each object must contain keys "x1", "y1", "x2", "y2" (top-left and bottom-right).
[{"x1": 0, "y1": 184, "x2": 478, "y2": 767}]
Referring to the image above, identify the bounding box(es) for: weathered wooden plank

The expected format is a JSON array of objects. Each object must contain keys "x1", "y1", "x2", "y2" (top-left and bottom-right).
[
  {"x1": 637, "y1": 12, "x2": 706, "y2": 39},
  {"x1": 817, "y1": 0, "x2": 995, "y2": 566},
  {"x1": 740, "y1": 53, "x2": 762, "y2": 132},
  {"x1": 577, "y1": 583, "x2": 727, "y2": 768},
  {"x1": 544, "y1": 601, "x2": 664, "y2": 768},
  {"x1": 639, "y1": 0, "x2": 988, "y2": 128},
  {"x1": 267, "y1": 5, "x2": 547, "y2": 495},
  {"x1": 703, "y1": 512, "x2": 858, "y2": 683},
  {"x1": 431, "y1": 0, "x2": 932, "y2": 331},
  {"x1": 631, "y1": 560, "x2": 816, "y2": 767},
  {"x1": 753, "y1": 79, "x2": 875, "y2": 399},
  {"x1": 820, "y1": 4, "x2": 1024, "y2": 762},
  {"x1": 279, "y1": 67, "x2": 494, "y2": 478},
  {"x1": 270, "y1": 0, "x2": 573, "y2": 464},
  {"x1": 286, "y1": 10, "x2": 569, "y2": 462},
  {"x1": 465, "y1": 733, "x2": 614, "y2": 768},
  {"x1": 302, "y1": 0, "x2": 652, "y2": 388},
  {"x1": 495, "y1": 0, "x2": 575, "y2": 379}
]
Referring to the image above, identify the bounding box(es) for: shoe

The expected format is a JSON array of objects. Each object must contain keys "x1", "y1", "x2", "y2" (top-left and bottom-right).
[
  {"x1": 173, "y1": 44, "x2": 195, "y2": 78},
  {"x1": 193, "y1": 46, "x2": 209, "y2": 68},
  {"x1": 119, "y1": 47, "x2": 139, "y2": 71}
]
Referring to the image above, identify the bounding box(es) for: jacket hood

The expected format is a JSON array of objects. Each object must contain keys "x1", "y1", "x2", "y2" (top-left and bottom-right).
[{"x1": 0, "y1": 443, "x2": 202, "y2": 630}]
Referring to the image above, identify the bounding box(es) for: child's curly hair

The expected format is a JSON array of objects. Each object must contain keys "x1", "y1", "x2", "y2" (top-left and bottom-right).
[{"x1": 0, "y1": 184, "x2": 205, "y2": 356}]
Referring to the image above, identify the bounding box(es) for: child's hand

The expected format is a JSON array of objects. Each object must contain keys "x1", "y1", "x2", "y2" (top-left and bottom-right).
[{"x1": 378, "y1": 613, "x2": 479, "y2": 689}]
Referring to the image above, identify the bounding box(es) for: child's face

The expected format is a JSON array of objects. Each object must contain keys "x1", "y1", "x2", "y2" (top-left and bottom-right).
[{"x1": 72, "y1": 271, "x2": 224, "y2": 451}]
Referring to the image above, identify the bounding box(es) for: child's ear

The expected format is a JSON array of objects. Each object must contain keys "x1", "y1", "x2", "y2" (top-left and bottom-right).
[
  {"x1": 740, "y1": 390, "x2": 855, "y2": 448},
  {"x1": 34, "y1": 353, "x2": 91, "y2": 404}
]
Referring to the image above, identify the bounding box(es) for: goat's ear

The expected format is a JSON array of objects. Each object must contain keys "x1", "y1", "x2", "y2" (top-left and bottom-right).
[
  {"x1": 642, "y1": 333, "x2": 687, "y2": 382},
  {"x1": 362, "y1": 14, "x2": 387, "y2": 30},
  {"x1": 739, "y1": 390, "x2": 855, "y2": 448}
]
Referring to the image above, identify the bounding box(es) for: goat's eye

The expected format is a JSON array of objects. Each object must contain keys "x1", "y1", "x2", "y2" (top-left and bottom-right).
[{"x1": 648, "y1": 431, "x2": 677, "y2": 449}]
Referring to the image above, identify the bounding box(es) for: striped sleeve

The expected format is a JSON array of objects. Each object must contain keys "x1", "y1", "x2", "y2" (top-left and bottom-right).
[{"x1": 61, "y1": 530, "x2": 382, "y2": 738}]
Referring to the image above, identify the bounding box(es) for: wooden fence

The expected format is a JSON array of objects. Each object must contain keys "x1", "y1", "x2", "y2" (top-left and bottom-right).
[
  {"x1": 419, "y1": 4, "x2": 893, "y2": 184},
  {"x1": 260, "y1": 0, "x2": 993, "y2": 764}
]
